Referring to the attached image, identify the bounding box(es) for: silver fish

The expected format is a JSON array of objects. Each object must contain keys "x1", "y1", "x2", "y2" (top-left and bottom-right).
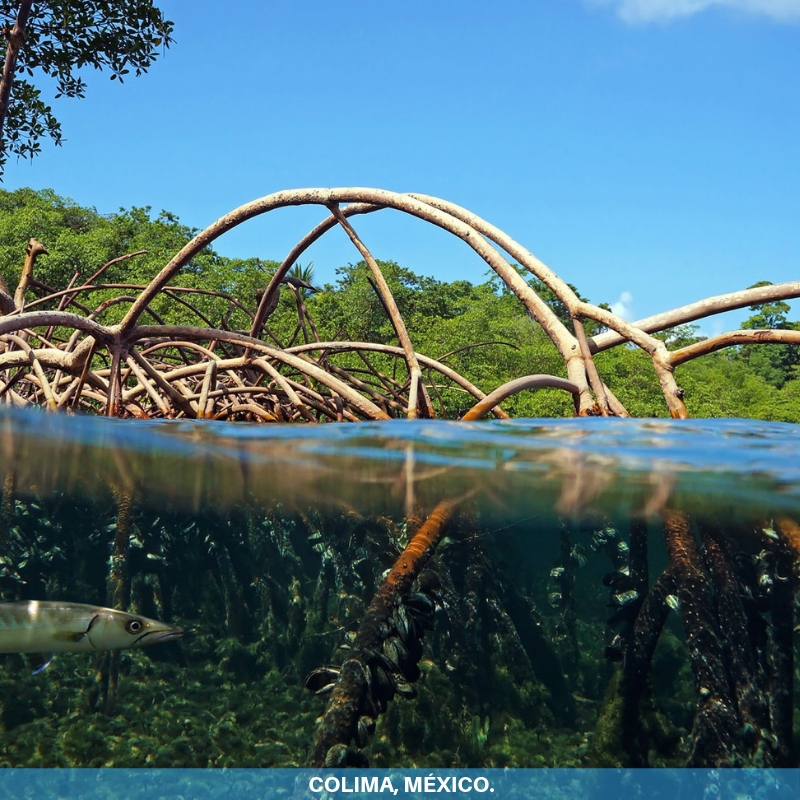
[{"x1": 0, "y1": 601, "x2": 183, "y2": 654}]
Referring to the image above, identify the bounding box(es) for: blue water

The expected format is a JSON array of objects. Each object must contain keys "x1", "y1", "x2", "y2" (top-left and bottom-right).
[
  {"x1": 3, "y1": 408, "x2": 800, "y2": 517},
  {"x1": 0, "y1": 407, "x2": 797, "y2": 769}
]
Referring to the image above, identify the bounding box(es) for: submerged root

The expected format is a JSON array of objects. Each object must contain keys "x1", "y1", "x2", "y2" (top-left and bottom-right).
[
  {"x1": 598, "y1": 511, "x2": 798, "y2": 767},
  {"x1": 307, "y1": 497, "x2": 461, "y2": 767}
]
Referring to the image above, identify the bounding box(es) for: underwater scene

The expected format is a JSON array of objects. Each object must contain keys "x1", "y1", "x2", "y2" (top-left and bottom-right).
[{"x1": 0, "y1": 408, "x2": 798, "y2": 769}]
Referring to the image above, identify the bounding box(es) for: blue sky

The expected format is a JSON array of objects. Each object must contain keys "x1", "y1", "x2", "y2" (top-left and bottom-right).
[{"x1": 5, "y1": 0, "x2": 800, "y2": 332}]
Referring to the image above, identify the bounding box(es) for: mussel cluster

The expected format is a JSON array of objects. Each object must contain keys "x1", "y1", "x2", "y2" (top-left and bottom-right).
[
  {"x1": 602, "y1": 564, "x2": 642, "y2": 663},
  {"x1": 304, "y1": 580, "x2": 439, "y2": 765},
  {"x1": 593, "y1": 526, "x2": 642, "y2": 663}
]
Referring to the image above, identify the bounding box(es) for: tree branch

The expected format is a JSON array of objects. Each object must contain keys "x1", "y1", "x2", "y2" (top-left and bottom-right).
[
  {"x1": 590, "y1": 280, "x2": 800, "y2": 353},
  {"x1": 667, "y1": 329, "x2": 800, "y2": 368},
  {"x1": 14, "y1": 237, "x2": 48, "y2": 311},
  {"x1": 0, "y1": 0, "x2": 34, "y2": 159}
]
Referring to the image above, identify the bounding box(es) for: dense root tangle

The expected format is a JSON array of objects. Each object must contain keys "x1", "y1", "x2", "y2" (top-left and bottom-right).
[
  {"x1": 599, "y1": 512, "x2": 798, "y2": 767},
  {"x1": 1, "y1": 189, "x2": 799, "y2": 421}
]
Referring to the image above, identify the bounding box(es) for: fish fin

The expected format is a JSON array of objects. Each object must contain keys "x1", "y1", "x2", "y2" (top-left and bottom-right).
[
  {"x1": 50, "y1": 631, "x2": 86, "y2": 643},
  {"x1": 31, "y1": 654, "x2": 55, "y2": 675}
]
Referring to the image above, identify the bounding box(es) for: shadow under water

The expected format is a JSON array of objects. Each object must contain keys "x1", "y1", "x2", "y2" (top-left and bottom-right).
[{"x1": 0, "y1": 408, "x2": 797, "y2": 768}]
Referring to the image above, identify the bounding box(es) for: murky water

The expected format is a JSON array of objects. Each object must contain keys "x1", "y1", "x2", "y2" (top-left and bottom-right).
[{"x1": 0, "y1": 409, "x2": 797, "y2": 768}]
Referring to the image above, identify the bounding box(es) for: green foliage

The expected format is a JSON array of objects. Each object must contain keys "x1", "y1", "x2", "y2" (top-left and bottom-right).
[
  {"x1": 677, "y1": 356, "x2": 780, "y2": 418},
  {"x1": 731, "y1": 281, "x2": 800, "y2": 389},
  {"x1": 654, "y1": 324, "x2": 705, "y2": 349},
  {"x1": 594, "y1": 347, "x2": 671, "y2": 418},
  {"x1": 307, "y1": 262, "x2": 575, "y2": 418},
  {"x1": 1, "y1": 186, "x2": 799, "y2": 422},
  {"x1": 288, "y1": 261, "x2": 317, "y2": 294},
  {"x1": 741, "y1": 281, "x2": 791, "y2": 330},
  {"x1": 0, "y1": 0, "x2": 173, "y2": 171},
  {"x1": 0, "y1": 188, "x2": 290, "y2": 333},
  {"x1": 311, "y1": 260, "x2": 474, "y2": 343}
]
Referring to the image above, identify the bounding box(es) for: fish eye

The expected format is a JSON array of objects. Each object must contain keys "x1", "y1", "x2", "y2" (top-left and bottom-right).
[{"x1": 126, "y1": 619, "x2": 144, "y2": 634}]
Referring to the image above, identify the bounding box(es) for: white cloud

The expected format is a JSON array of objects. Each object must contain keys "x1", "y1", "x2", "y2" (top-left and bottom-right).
[
  {"x1": 611, "y1": 290, "x2": 634, "y2": 320},
  {"x1": 585, "y1": 0, "x2": 800, "y2": 23}
]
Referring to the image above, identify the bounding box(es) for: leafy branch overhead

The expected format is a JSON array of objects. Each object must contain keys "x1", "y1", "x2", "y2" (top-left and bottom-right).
[{"x1": 0, "y1": 0, "x2": 173, "y2": 171}]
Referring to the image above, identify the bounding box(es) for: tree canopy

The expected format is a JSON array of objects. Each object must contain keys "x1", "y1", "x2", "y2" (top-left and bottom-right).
[{"x1": 0, "y1": 0, "x2": 173, "y2": 171}]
